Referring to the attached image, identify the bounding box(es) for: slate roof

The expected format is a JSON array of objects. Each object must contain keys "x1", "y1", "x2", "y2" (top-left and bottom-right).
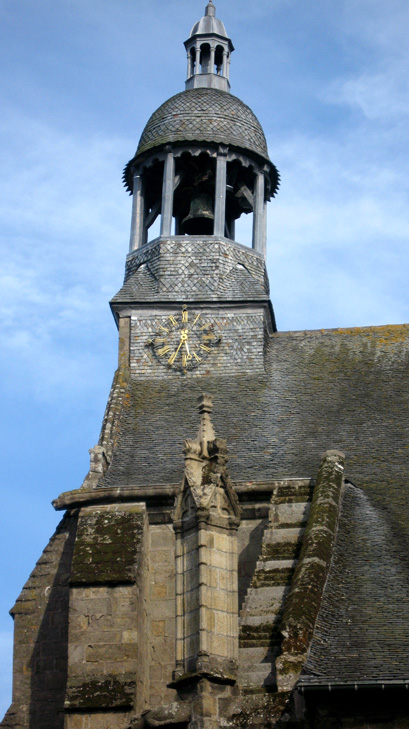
[
  {"x1": 131, "y1": 89, "x2": 271, "y2": 161},
  {"x1": 101, "y1": 324, "x2": 409, "y2": 493},
  {"x1": 301, "y1": 482, "x2": 409, "y2": 685}
]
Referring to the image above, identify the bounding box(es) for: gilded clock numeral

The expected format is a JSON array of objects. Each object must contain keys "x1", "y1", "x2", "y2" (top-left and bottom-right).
[
  {"x1": 158, "y1": 345, "x2": 171, "y2": 356},
  {"x1": 182, "y1": 309, "x2": 188, "y2": 323},
  {"x1": 154, "y1": 337, "x2": 167, "y2": 343},
  {"x1": 168, "y1": 315, "x2": 178, "y2": 326},
  {"x1": 159, "y1": 325, "x2": 169, "y2": 333},
  {"x1": 193, "y1": 352, "x2": 202, "y2": 362},
  {"x1": 200, "y1": 344, "x2": 211, "y2": 353},
  {"x1": 192, "y1": 313, "x2": 201, "y2": 327},
  {"x1": 168, "y1": 351, "x2": 178, "y2": 365},
  {"x1": 182, "y1": 353, "x2": 187, "y2": 368}
]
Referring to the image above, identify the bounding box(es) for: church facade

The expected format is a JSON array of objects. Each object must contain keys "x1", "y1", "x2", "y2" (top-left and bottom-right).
[{"x1": 2, "y1": 4, "x2": 409, "y2": 729}]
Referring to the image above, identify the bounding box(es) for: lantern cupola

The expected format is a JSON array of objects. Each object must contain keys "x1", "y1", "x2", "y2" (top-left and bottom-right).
[{"x1": 184, "y1": 0, "x2": 234, "y2": 92}]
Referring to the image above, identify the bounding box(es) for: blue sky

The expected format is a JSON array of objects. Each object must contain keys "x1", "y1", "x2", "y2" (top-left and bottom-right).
[{"x1": 1, "y1": 0, "x2": 408, "y2": 715}]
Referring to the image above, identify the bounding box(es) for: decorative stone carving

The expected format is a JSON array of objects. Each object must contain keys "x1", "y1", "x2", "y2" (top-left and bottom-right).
[
  {"x1": 80, "y1": 445, "x2": 109, "y2": 489},
  {"x1": 173, "y1": 394, "x2": 240, "y2": 529},
  {"x1": 172, "y1": 395, "x2": 241, "y2": 689}
]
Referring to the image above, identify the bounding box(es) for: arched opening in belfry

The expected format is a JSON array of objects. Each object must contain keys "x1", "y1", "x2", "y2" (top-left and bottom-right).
[
  {"x1": 200, "y1": 43, "x2": 211, "y2": 74},
  {"x1": 173, "y1": 152, "x2": 216, "y2": 236},
  {"x1": 215, "y1": 45, "x2": 224, "y2": 75}
]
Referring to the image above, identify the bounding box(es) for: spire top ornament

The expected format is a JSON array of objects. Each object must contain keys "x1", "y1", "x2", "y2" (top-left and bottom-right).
[
  {"x1": 185, "y1": 1, "x2": 233, "y2": 93},
  {"x1": 205, "y1": 0, "x2": 216, "y2": 17},
  {"x1": 196, "y1": 393, "x2": 215, "y2": 457}
]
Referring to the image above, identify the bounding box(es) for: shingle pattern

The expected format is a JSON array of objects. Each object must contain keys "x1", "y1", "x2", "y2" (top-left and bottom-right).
[
  {"x1": 134, "y1": 89, "x2": 270, "y2": 160},
  {"x1": 301, "y1": 482, "x2": 409, "y2": 683},
  {"x1": 112, "y1": 238, "x2": 268, "y2": 303}
]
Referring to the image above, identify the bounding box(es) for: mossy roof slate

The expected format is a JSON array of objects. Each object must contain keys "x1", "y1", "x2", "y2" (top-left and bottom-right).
[
  {"x1": 101, "y1": 323, "x2": 409, "y2": 492},
  {"x1": 301, "y1": 482, "x2": 409, "y2": 684}
]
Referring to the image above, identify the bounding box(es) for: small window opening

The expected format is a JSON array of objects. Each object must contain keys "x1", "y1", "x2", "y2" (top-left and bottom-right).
[
  {"x1": 200, "y1": 43, "x2": 211, "y2": 74},
  {"x1": 215, "y1": 46, "x2": 223, "y2": 75}
]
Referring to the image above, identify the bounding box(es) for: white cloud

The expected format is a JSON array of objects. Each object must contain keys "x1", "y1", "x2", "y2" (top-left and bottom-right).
[
  {"x1": 325, "y1": 63, "x2": 409, "y2": 122},
  {"x1": 266, "y1": 124, "x2": 409, "y2": 330},
  {"x1": 260, "y1": 0, "x2": 409, "y2": 330},
  {"x1": 0, "y1": 104, "x2": 129, "y2": 402}
]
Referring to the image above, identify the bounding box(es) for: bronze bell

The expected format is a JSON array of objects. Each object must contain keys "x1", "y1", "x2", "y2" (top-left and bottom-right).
[{"x1": 181, "y1": 192, "x2": 214, "y2": 235}]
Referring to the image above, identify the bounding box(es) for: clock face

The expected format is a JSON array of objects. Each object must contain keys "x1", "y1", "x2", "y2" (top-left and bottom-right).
[{"x1": 147, "y1": 306, "x2": 221, "y2": 372}]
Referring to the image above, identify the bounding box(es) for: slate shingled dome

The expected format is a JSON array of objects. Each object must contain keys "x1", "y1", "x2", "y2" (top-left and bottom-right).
[{"x1": 135, "y1": 88, "x2": 270, "y2": 161}]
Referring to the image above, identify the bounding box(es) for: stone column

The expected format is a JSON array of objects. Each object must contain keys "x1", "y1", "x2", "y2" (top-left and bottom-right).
[
  {"x1": 187, "y1": 51, "x2": 192, "y2": 78},
  {"x1": 195, "y1": 45, "x2": 201, "y2": 74},
  {"x1": 210, "y1": 45, "x2": 215, "y2": 74},
  {"x1": 129, "y1": 171, "x2": 145, "y2": 251},
  {"x1": 214, "y1": 147, "x2": 228, "y2": 237},
  {"x1": 222, "y1": 50, "x2": 228, "y2": 78},
  {"x1": 160, "y1": 147, "x2": 175, "y2": 238},
  {"x1": 252, "y1": 170, "x2": 265, "y2": 255}
]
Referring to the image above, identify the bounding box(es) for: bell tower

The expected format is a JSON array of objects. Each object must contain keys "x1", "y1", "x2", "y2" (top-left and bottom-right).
[
  {"x1": 123, "y1": 2, "x2": 278, "y2": 254},
  {"x1": 114, "y1": 2, "x2": 280, "y2": 379}
]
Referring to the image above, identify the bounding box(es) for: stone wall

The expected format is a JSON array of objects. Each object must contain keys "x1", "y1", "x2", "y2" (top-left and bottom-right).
[
  {"x1": 65, "y1": 504, "x2": 149, "y2": 728},
  {"x1": 148, "y1": 524, "x2": 176, "y2": 709},
  {"x1": 1, "y1": 514, "x2": 77, "y2": 729}
]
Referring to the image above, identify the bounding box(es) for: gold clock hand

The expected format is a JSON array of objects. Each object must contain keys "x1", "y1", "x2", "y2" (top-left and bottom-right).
[{"x1": 168, "y1": 338, "x2": 183, "y2": 365}]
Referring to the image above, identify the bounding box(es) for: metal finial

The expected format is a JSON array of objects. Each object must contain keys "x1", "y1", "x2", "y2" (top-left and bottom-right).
[{"x1": 205, "y1": 1, "x2": 216, "y2": 18}]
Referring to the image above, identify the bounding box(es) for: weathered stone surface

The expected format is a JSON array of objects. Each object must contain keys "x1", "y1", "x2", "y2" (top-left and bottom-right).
[
  {"x1": 65, "y1": 674, "x2": 136, "y2": 710},
  {"x1": 1, "y1": 514, "x2": 77, "y2": 729},
  {"x1": 276, "y1": 450, "x2": 345, "y2": 692},
  {"x1": 70, "y1": 505, "x2": 145, "y2": 585},
  {"x1": 65, "y1": 502, "x2": 149, "y2": 725}
]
